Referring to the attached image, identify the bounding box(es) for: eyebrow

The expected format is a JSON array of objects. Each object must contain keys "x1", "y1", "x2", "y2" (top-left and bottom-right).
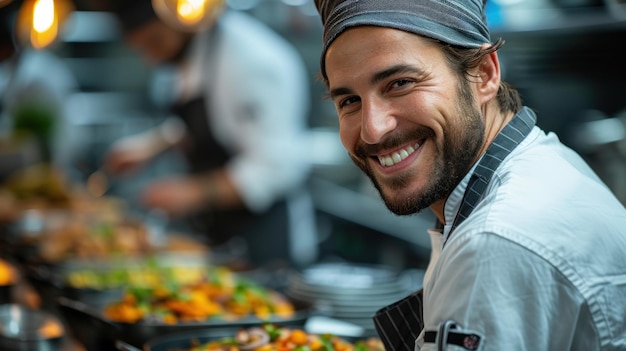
[
  {"x1": 329, "y1": 64, "x2": 426, "y2": 100},
  {"x1": 372, "y1": 64, "x2": 426, "y2": 85}
]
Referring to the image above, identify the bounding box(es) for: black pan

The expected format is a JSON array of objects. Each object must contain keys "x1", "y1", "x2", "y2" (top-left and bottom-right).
[
  {"x1": 114, "y1": 328, "x2": 243, "y2": 351},
  {"x1": 58, "y1": 294, "x2": 312, "y2": 351}
]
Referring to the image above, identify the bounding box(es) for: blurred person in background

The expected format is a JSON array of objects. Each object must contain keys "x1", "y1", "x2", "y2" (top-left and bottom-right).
[
  {"x1": 314, "y1": 0, "x2": 626, "y2": 350},
  {"x1": 102, "y1": 0, "x2": 316, "y2": 268},
  {"x1": 0, "y1": 2, "x2": 78, "y2": 177}
]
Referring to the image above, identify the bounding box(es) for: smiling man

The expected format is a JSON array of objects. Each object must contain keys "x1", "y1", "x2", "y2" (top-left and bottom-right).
[{"x1": 315, "y1": 1, "x2": 626, "y2": 350}]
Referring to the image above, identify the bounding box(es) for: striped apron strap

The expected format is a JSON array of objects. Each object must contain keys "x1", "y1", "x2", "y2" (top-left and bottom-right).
[{"x1": 447, "y1": 107, "x2": 536, "y2": 245}]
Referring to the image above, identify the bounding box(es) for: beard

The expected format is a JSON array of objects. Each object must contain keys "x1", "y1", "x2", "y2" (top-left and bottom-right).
[{"x1": 351, "y1": 79, "x2": 485, "y2": 215}]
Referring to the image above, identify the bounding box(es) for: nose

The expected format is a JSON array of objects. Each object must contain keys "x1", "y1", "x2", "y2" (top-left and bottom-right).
[{"x1": 360, "y1": 97, "x2": 397, "y2": 144}]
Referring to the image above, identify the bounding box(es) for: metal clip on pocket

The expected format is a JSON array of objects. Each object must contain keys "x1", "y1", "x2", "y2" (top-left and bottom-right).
[{"x1": 437, "y1": 320, "x2": 458, "y2": 351}]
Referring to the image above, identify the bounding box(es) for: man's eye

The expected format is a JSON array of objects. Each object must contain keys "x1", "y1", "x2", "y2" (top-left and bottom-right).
[
  {"x1": 390, "y1": 79, "x2": 413, "y2": 89},
  {"x1": 339, "y1": 96, "x2": 360, "y2": 109}
]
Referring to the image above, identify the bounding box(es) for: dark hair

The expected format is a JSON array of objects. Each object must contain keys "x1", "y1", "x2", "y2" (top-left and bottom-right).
[{"x1": 437, "y1": 37, "x2": 523, "y2": 114}]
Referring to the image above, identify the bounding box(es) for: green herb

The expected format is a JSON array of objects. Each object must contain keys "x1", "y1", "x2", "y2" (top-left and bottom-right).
[
  {"x1": 170, "y1": 290, "x2": 191, "y2": 302},
  {"x1": 319, "y1": 334, "x2": 336, "y2": 351},
  {"x1": 231, "y1": 283, "x2": 250, "y2": 304},
  {"x1": 208, "y1": 268, "x2": 222, "y2": 285},
  {"x1": 219, "y1": 337, "x2": 238, "y2": 345},
  {"x1": 128, "y1": 286, "x2": 154, "y2": 305},
  {"x1": 263, "y1": 324, "x2": 282, "y2": 341},
  {"x1": 354, "y1": 341, "x2": 368, "y2": 351},
  {"x1": 92, "y1": 222, "x2": 114, "y2": 241}
]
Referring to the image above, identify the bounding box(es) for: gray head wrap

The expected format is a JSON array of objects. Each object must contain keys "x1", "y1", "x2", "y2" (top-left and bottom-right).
[{"x1": 315, "y1": 0, "x2": 492, "y2": 79}]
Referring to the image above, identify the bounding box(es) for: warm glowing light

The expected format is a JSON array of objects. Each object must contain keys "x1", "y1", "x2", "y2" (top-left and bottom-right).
[
  {"x1": 31, "y1": 0, "x2": 58, "y2": 49},
  {"x1": 152, "y1": 0, "x2": 224, "y2": 32},
  {"x1": 33, "y1": 0, "x2": 55, "y2": 33},
  {"x1": 177, "y1": 0, "x2": 205, "y2": 25},
  {"x1": 16, "y1": 0, "x2": 73, "y2": 50}
]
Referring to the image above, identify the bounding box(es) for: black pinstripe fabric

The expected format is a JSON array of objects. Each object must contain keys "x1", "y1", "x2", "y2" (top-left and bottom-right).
[
  {"x1": 371, "y1": 107, "x2": 537, "y2": 351},
  {"x1": 374, "y1": 290, "x2": 424, "y2": 351},
  {"x1": 448, "y1": 107, "x2": 536, "y2": 245}
]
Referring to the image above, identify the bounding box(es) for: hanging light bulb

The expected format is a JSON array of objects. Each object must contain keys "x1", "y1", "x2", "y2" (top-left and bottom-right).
[
  {"x1": 15, "y1": 0, "x2": 73, "y2": 50},
  {"x1": 151, "y1": 0, "x2": 224, "y2": 32}
]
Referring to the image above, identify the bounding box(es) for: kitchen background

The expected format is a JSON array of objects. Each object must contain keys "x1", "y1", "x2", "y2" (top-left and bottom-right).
[
  {"x1": 1, "y1": 0, "x2": 626, "y2": 345},
  {"x1": 2, "y1": 0, "x2": 626, "y2": 286}
]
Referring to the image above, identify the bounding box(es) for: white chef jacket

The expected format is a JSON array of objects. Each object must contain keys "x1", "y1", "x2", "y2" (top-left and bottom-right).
[
  {"x1": 168, "y1": 10, "x2": 312, "y2": 214},
  {"x1": 417, "y1": 109, "x2": 626, "y2": 350}
]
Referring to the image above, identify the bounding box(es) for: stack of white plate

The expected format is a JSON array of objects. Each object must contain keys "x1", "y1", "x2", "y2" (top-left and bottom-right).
[{"x1": 287, "y1": 262, "x2": 424, "y2": 334}]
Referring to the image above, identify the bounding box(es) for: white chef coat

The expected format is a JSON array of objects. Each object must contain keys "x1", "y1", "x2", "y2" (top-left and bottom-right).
[{"x1": 417, "y1": 108, "x2": 626, "y2": 350}]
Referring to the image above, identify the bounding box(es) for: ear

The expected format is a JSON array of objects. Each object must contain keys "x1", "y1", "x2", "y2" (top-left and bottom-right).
[{"x1": 474, "y1": 46, "x2": 501, "y2": 106}]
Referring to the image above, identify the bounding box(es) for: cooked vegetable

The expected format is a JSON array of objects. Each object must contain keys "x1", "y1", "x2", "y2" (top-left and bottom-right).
[
  {"x1": 188, "y1": 325, "x2": 385, "y2": 351},
  {"x1": 66, "y1": 265, "x2": 206, "y2": 290},
  {"x1": 103, "y1": 268, "x2": 295, "y2": 324}
]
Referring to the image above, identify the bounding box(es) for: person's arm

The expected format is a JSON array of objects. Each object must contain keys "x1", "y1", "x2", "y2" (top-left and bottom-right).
[
  {"x1": 194, "y1": 169, "x2": 243, "y2": 209},
  {"x1": 418, "y1": 231, "x2": 597, "y2": 351},
  {"x1": 103, "y1": 117, "x2": 186, "y2": 175},
  {"x1": 138, "y1": 168, "x2": 243, "y2": 217}
]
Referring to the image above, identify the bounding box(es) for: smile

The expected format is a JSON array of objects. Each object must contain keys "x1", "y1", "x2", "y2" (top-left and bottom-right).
[{"x1": 377, "y1": 142, "x2": 421, "y2": 167}]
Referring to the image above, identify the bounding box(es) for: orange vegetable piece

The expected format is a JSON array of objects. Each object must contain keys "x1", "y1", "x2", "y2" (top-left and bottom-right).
[
  {"x1": 309, "y1": 339, "x2": 323, "y2": 350},
  {"x1": 334, "y1": 340, "x2": 354, "y2": 351},
  {"x1": 289, "y1": 329, "x2": 309, "y2": 346},
  {"x1": 104, "y1": 302, "x2": 144, "y2": 323}
]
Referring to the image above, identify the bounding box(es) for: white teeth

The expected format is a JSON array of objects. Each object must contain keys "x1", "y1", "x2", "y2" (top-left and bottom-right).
[{"x1": 377, "y1": 143, "x2": 420, "y2": 167}]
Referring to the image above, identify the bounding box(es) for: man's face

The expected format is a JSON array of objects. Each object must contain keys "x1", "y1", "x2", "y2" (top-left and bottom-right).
[
  {"x1": 125, "y1": 20, "x2": 190, "y2": 65},
  {"x1": 325, "y1": 26, "x2": 485, "y2": 215}
]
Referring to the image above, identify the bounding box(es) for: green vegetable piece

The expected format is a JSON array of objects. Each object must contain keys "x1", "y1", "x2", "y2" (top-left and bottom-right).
[
  {"x1": 219, "y1": 337, "x2": 238, "y2": 345},
  {"x1": 129, "y1": 286, "x2": 154, "y2": 305},
  {"x1": 263, "y1": 324, "x2": 281, "y2": 341},
  {"x1": 208, "y1": 268, "x2": 222, "y2": 285},
  {"x1": 320, "y1": 335, "x2": 336, "y2": 351},
  {"x1": 354, "y1": 342, "x2": 368, "y2": 351}
]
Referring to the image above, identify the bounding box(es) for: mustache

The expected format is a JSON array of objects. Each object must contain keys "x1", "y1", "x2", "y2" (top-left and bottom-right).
[{"x1": 354, "y1": 127, "x2": 434, "y2": 158}]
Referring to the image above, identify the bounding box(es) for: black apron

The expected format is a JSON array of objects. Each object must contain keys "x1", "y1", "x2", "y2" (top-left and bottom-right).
[
  {"x1": 171, "y1": 25, "x2": 291, "y2": 266},
  {"x1": 373, "y1": 107, "x2": 537, "y2": 351}
]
